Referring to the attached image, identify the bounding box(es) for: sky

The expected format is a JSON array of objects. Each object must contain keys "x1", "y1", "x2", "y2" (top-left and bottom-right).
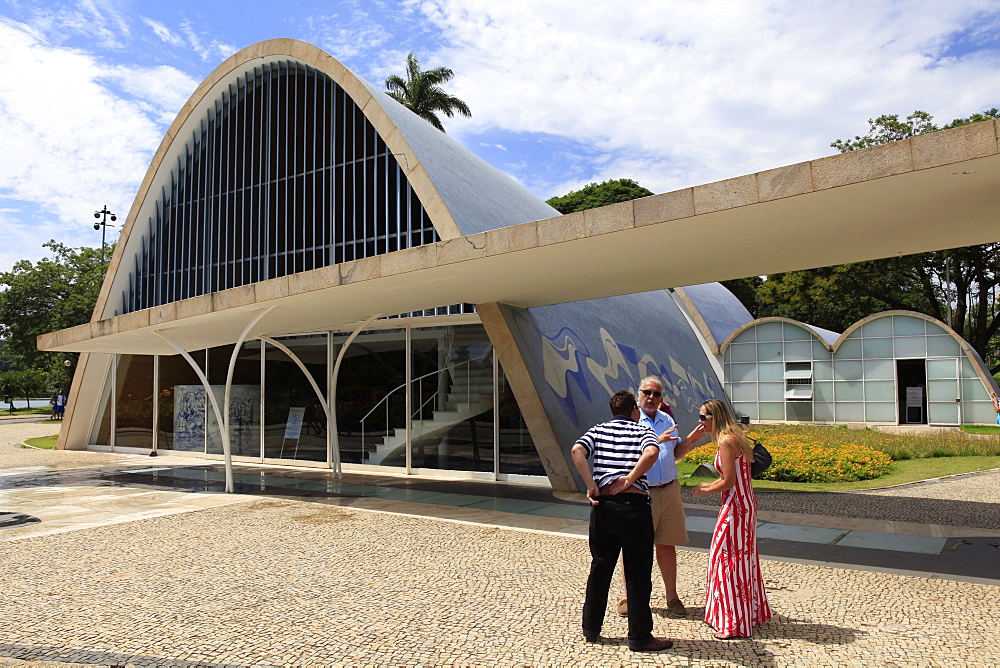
[{"x1": 1, "y1": 0, "x2": 999, "y2": 273}]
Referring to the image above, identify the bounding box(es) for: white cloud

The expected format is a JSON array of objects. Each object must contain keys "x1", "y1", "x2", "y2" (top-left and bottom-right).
[
  {"x1": 16, "y1": 0, "x2": 132, "y2": 49},
  {"x1": 410, "y1": 0, "x2": 1000, "y2": 194},
  {"x1": 0, "y1": 18, "x2": 191, "y2": 261},
  {"x1": 140, "y1": 16, "x2": 185, "y2": 47},
  {"x1": 179, "y1": 19, "x2": 237, "y2": 63},
  {"x1": 304, "y1": 7, "x2": 394, "y2": 60}
]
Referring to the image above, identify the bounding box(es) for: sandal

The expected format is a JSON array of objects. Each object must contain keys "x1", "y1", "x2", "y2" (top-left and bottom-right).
[
  {"x1": 713, "y1": 632, "x2": 746, "y2": 640},
  {"x1": 616, "y1": 598, "x2": 628, "y2": 616}
]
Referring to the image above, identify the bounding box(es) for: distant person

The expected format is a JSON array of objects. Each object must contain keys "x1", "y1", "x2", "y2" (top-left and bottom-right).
[
  {"x1": 54, "y1": 392, "x2": 66, "y2": 421},
  {"x1": 49, "y1": 393, "x2": 58, "y2": 420},
  {"x1": 691, "y1": 399, "x2": 772, "y2": 639},
  {"x1": 571, "y1": 390, "x2": 673, "y2": 652},
  {"x1": 992, "y1": 392, "x2": 1000, "y2": 425}
]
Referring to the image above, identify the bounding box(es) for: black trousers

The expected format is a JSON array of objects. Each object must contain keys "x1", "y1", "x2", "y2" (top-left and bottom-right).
[{"x1": 582, "y1": 493, "x2": 655, "y2": 646}]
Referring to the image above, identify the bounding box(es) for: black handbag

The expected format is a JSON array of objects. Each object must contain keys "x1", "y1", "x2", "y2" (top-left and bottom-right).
[{"x1": 749, "y1": 437, "x2": 772, "y2": 478}]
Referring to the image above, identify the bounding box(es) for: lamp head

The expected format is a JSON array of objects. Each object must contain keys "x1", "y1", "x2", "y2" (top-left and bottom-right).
[
  {"x1": 93, "y1": 223, "x2": 100, "y2": 230},
  {"x1": 94, "y1": 212, "x2": 100, "y2": 219}
]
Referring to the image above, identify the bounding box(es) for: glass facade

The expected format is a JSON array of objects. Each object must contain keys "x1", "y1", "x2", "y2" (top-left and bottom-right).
[
  {"x1": 118, "y1": 60, "x2": 439, "y2": 316},
  {"x1": 724, "y1": 315, "x2": 996, "y2": 425},
  {"x1": 263, "y1": 335, "x2": 327, "y2": 462},
  {"x1": 115, "y1": 355, "x2": 154, "y2": 449},
  {"x1": 104, "y1": 320, "x2": 543, "y2": 479}
]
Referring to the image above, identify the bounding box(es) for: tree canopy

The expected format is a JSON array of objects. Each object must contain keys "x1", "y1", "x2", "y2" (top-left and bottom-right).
[
  {"x1": 384, "y1": 53, "x2": 471, "y2": 133},
  {"x1": 0, "y1": 240, "x2": 109, "y2": 389},
  {"x1": 545, "y1": 179, "x2": 653, "y2": 214},
  {"x1": 831, "y1": 108, "x2": 1000, "y2": 152}
]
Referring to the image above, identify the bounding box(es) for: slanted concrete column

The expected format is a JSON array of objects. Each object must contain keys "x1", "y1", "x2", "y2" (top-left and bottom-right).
[{"x1": 476, "y1": 302, "x2": 577, "y2": 492}]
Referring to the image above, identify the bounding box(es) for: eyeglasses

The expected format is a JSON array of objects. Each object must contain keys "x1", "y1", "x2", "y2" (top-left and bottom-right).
[
  {"x1": 640, "y1": 389, "x2": 662, "y2": 398},
  {"x1": 698, "y1": 413, "x2": 712, "y2": 421}
]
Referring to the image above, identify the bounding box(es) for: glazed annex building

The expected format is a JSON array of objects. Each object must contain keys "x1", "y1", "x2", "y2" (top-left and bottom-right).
[{"x1": 41, "y1": 40, "x2": 1000, "y2": 493}]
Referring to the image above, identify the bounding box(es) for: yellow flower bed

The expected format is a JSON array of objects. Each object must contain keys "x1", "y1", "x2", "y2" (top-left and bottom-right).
[{"x1": 682, "y1": 431, "x2": 893, "y2": 483}]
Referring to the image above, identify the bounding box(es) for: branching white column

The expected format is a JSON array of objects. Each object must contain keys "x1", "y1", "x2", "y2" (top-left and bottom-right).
[
  {"x1": 259, "y1": 335, "x2": 330, "y2": 470},
  {"x1": 154, "y1": 306, "x2": 274, "y2": 494},
  {"x1": 329, "y1": 314, "x2": 381, "y2": 476},
  {"x1": 153, "y1": 330, "x2": 235, "y2": 492}
]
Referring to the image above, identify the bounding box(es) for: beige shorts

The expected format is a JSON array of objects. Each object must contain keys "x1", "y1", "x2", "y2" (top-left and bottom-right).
[{"x1": 649, "y1": 480, "x2": 689, "y2": 546}]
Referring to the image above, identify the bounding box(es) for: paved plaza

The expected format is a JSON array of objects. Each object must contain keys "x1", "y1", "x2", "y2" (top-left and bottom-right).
[{"x1": 0, "y1": 421, "x2": 998, "y2": 667}]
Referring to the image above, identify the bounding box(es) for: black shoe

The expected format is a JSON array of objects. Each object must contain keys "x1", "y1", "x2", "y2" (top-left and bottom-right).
[
  {"x1": 629, "y1": 637, "x2": 673, "y2": 652},
  {"x1": 584, "y1": 634, "x2": 600, "y2": 643}
]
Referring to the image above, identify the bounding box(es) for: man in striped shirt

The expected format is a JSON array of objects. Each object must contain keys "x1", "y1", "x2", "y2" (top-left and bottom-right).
[{"x1": 571, "y1": 390, "x2": 674, "y2": 652}]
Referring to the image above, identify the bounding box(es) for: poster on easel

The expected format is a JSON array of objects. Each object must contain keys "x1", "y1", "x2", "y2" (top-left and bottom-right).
[
  {"x1": 284, "y1": 407, "x2": 305, "y2": 441},
  {"x1": 279, "y1": 407, "x2": 306, "y2": 459}
]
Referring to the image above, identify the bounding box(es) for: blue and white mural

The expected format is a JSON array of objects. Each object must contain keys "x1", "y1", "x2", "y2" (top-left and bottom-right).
[
  {"x1": 173, "y1": 384, "x2": 261, "y2": 454},
  {"x1": 501, "y1": 289, "x2": 727, "y2": 458}
]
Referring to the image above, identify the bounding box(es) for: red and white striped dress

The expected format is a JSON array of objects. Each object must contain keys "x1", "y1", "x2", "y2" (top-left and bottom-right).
[{"x1": 704, "y1": 450, "x2": 773, "y2": 637}]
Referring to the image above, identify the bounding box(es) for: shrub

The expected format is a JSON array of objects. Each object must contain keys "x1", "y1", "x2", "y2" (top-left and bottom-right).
[
  {"x1": 681, "y1": 431, "x2": 893, "y2": 483},
  {"x1": 757, "y1": 442, "x2": 891, "y2": 482}
]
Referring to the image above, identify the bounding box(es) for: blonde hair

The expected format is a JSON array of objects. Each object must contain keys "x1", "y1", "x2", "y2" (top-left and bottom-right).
[{"x1": 702, "y1": 398, "x2": 753, "y2": 461}]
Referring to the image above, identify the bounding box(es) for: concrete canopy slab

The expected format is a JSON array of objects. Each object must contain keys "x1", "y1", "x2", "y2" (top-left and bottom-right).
[{"x1": 38, "y1": 123, "x2": 1000, "y2": 355}]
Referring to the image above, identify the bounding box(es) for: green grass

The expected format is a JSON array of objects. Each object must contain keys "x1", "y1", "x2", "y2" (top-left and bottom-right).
[
  {"x1": 22, "y1": 434, "x2": 58, "y2": 449},
  {"x1": 678, "y1": 455, "x2": 1000, "y2": 492},
  {"x1": 2, "y1": 407, "x2": 53, "y2": 416},
  {"x1": 961, "y1": 425, "x2": 1000, "y2": 435}
]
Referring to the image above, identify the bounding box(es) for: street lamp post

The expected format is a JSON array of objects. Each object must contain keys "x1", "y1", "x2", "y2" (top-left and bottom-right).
[{"x1": 93, "y1": 205, "x2": 117, "y2": 264}]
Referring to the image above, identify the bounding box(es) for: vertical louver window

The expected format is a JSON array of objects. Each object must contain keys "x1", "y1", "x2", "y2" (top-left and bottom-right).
[{"x1": 120, "y1": 61, "x2": 439, "y2": 314}]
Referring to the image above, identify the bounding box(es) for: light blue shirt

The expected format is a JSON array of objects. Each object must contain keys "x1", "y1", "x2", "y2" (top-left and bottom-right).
[{"x1": 638, "y1": 408, "x2": 680, "y2": 486}]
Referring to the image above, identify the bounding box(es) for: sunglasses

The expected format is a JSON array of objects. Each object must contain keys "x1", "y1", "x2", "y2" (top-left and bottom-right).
[
  {"x1": 698, "y1": 413, "x2": 712, "y2": 421},
  {"x1": 640, "y1": 389, "x2": 662, "y2": 398}
]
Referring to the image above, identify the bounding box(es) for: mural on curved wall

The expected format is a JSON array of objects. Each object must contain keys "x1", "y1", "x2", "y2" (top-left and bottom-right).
[{"x1": 500, "y1": 290, "x2": 726, "y2": 467}]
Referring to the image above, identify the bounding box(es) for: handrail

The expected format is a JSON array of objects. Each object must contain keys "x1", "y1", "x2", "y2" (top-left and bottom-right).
[
  {"x1": 359, "y1": 358, "x2": 475, "y2": 425},
  {"x1": 413, "y1": 390, "x2": 439, "y2": 419}
]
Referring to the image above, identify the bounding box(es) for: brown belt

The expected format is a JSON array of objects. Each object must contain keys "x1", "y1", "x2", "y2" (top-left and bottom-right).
[{"x1": 648, "y1": 479, "x2": 677, "y2": 489}]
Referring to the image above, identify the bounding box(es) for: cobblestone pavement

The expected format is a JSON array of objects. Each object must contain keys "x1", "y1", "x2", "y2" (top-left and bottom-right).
[
  {"x1": 1, "y1": 497, "x2": 998, "y2": 667},
  {"x1": 1, "y1": 424, "x2": 998, "y2": 667}
]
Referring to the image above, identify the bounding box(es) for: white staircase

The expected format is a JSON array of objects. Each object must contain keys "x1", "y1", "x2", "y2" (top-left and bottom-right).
[{"x1": 365, "y1": 365, "x2": 493, "y2": 464}]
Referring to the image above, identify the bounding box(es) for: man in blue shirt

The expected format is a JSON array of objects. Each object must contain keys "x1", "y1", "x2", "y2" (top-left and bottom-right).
[{"x1": 617, "y1": 376, "x2": 705, "y2": 618}]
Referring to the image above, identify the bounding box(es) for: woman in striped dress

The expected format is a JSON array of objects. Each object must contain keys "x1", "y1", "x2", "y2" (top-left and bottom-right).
[{"x1": 691, "y1": 399, "x2": 772, "y2": 639}]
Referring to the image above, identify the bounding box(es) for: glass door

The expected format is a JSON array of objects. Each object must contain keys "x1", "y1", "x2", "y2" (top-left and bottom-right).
[{"x1": 927, "y1": 358, "x2": 961, "y2": 425}]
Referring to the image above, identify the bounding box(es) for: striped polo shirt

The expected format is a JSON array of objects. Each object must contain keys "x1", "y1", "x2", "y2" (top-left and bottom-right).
[{"x1": 575, "y1": 415, "x2": 659, "y2": 493}]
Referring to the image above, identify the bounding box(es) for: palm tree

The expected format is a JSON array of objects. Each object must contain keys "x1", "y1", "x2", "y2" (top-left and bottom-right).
[{"x1": 385, "y1": 53, "x2": 471, "y2": 132}]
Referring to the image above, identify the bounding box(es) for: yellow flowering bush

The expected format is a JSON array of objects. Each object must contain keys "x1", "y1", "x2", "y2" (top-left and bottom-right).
[
  {"x1": 756, "y1": 441, "x2": 891, "y2": 482},
  {"x1": 682, "y1": 431, "x2": 892, "y2": 483}
]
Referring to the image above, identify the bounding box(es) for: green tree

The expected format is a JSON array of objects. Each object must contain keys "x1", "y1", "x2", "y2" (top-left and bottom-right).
[
  {"x1": 385, "y1": 52, "x2": 471, "y2": 132},
  {"x1": 830, "y1": 108, "x2": 1000, "y2": 153},
  {"x1": 0, "y1": 369, "x2": 46, "y2": 408},
  {"x1": 0, "y1": 240, "x2": 108, "y2": 377},
  {"x1": 758, "y1": 108, "x2": 1000, "y2": 371},
  {"x1": 545, "y1": 178, "x2": 654, "y2": 214}
]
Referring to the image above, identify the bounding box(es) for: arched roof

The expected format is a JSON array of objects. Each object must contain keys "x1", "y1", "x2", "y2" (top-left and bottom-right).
[
  {"x1": 95, "y1": 39, "x2": 557, "y2": 321},
  {"x1": 719, "y1": 316, "x2": 838, "y2": 352},
  {"x1": 673, "y1": 283, "x2": 754, "y2": 352},
  {"x1": 833, "y1": 309, "x2": 993, "y2": 380}
]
